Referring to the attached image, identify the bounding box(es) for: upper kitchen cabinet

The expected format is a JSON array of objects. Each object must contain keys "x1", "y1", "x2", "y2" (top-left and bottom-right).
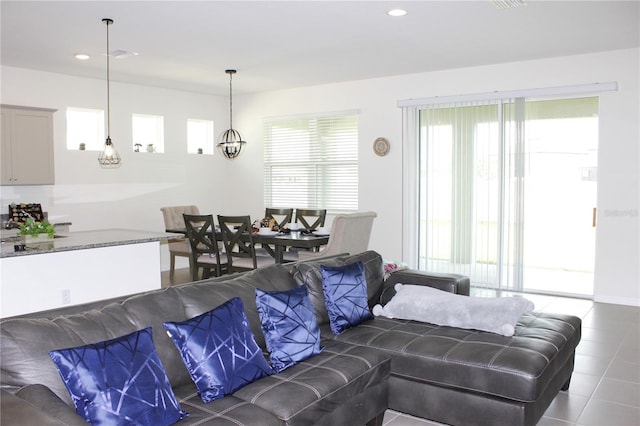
[{"x1": 1, "y1": 105, "x2": 56, "y2": 185}]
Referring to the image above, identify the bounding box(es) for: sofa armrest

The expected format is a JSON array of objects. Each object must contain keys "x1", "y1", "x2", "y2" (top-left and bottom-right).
[
  {"x1": 380, "y1": 269, "x2": 470, "y2": 304},
  {"x1": 0, "y1": 385, "x2": 86, "y2": 426}
]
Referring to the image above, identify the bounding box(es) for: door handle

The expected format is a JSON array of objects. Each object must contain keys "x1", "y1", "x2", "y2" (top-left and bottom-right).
[{"x1": 592, "y1": 207, "x2": 597, "y2": 227}]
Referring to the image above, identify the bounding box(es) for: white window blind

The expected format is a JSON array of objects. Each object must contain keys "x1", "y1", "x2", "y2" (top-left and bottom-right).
[
  {"x1": 416, "y1": 96, "x2": 600, "y2": 294},
  {"x1": 263, "y1": 112, "x2": 358, "y2": 211}
]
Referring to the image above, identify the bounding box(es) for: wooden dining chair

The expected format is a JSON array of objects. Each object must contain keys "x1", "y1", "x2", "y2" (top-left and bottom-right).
[
  {"x1": 183, "y1": 214, "x2": 228, "y2": 280},
  {"x1": 160, "y1": 205, "x2": 200, "y2": 280},
  {"x1": 217, "y1": 215, "x2": 275, "y2": 273},
  {"x1": 294, "y1": 208, "x2": 327, "y2": 232},
  {"x1": 265, "y1": 208, "x2": 293, "y2": 229}
]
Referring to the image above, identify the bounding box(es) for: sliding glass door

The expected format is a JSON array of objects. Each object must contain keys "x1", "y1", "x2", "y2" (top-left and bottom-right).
[
  {"x1": 519, "y1": 98, "x2": 598, "y2": 296},
  {"x1": 417, "y1": 97, "x2": 598, "y2": 297}
]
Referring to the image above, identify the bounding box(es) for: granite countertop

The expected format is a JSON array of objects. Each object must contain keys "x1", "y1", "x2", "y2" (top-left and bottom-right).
[{"x1": 1, "y1": 229, "x2": 181, "y2": 258}]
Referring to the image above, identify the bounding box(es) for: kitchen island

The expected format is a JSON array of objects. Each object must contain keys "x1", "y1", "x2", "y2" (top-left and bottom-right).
[{"x1": 1, "y1": 229, "x2": 180, "y2": 317}]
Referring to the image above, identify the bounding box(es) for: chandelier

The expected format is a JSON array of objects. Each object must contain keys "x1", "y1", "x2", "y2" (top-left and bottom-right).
[{"x1": 217, "y1": 69, "x2": 246, "y2": 159}]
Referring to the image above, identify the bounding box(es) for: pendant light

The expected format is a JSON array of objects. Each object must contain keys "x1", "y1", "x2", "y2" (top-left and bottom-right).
[
  {"x1": 217, "y1": 69, "x2": 246, "y2": 159},
  {"x1": 98, "y1": 18, "x2": 121, "y2": 168}
]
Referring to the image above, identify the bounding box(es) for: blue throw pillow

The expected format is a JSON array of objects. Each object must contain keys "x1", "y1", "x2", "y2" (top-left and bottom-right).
[
  {"x1": 163, "y1": 297, "x2": 274, "y2": 403},
  {"x1": 321, "y1": 261, "x2": 374, "y2": 335},
  {"x1": 255, "y1": 285, "x2": 323, "y2": 372},
  {"x1": 49, "y1": 327, "x2": 187, "y2": 425}
]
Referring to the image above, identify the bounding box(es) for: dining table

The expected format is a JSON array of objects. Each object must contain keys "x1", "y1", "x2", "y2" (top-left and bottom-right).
[
  {"x1": 253, "y1": 230, "x2": 330, "y2": 263},
  {"x1": 166, "y1": 227, "x2": 329, "y2": 264}
]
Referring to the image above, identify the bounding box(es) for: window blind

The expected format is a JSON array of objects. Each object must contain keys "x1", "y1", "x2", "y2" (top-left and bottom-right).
[
  {"x1": 263, "y1": 112, "x2": 358, "y2": 211},
  {"x1": 419, "y1": 100, "x2": 508, "y2": 286},
  {"x1": 415, "y1": 96, "x2": 600, "y2": 294}
]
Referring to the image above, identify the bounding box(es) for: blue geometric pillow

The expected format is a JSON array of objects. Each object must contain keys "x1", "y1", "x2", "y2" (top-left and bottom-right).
[
  {"x1": 255, "y1": 285, "x2": 323, "y2": 372},
  {"x1": 321, "y1": 261, "x2": 374, "y2": 335},
  {"x1": 163, "y1": 297, "x2": 274, "y2": 403},
  {"x1": 49, "y1": 327, "x2": 187, "y2": 425}
]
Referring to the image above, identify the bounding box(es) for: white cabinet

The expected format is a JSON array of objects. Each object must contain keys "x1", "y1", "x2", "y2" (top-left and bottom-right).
[{"x1": 1, "y1": 105, "x2": 56, "y2": 185}]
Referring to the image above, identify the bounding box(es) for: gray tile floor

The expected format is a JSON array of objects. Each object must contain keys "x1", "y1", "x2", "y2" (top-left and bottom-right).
[{"x1": 162, "y1": 269, "x2": 640, "y2": 426}]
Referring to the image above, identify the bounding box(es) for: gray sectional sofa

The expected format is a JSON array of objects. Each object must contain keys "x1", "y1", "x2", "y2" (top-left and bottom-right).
[{"x1": 0, "y1": 250, "x2": 581, "y2": 425}]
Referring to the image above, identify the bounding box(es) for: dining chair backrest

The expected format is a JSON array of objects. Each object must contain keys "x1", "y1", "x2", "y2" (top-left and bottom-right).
[
  {"x1": 265, "y1": 208, "x2": 293, "y2": 229},
  {"x1": 297, "y1": 211, "x2": 377, "y2": 261},
  {"x1": 160, "y1": 205, "x2": 200, "y2": 280},
  {"x1": 294, "y1": 208, "x2": 327, "y2": 231},
  {"x1": 217, "y1": 215, "x2": 258, "y2": 272},
  {"x1": 183, "y1": 214, "x2": 225, "y2": 280},
  {"x1": 161, "y1": 205, "x2": 200, "y2": 231}
]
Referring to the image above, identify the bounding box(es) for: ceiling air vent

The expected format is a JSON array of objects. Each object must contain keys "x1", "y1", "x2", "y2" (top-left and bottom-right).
[
  {"x1": 109, "y1": 49, "x2": 139, "y2": 59},
  {"x1": 491, "y1": 0, "x2": 527, "y2": 9}
]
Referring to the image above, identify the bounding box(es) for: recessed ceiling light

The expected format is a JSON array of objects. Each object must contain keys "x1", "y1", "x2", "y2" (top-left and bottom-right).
[
  {"x1": 387, "y1": 9, "x2": 407, "y2": 17},
  {"x1": 74, "y1": 53, "x2": 90, "y2": 60}
]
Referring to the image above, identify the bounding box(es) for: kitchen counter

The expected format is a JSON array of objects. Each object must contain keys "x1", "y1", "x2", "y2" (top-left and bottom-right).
[
  {"x1": 1, "y1": 228, "x2": 180, "y2": 258},
  {"x1": 1, "y1": 229, "x2": 182, "y2": 317}
]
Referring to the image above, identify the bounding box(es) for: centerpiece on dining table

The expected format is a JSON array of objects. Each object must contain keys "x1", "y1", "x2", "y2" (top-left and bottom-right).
[
  {"x1": 255, "y1": 218, "x2": 301, "y2": 234},
  {"x1": 252, "y1": 217, "x2": 325, "y2": 235},
  {"x1": 254, "y1": 218, "x2": 281, "y2": 235}
]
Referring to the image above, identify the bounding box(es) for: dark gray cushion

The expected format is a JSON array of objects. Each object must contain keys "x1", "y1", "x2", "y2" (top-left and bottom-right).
[
  {"x1": 0, "y1": 304, "x2": 136, "y2": 406},
  {"x1": 330, "y1": 311, "x2": 581, "y2": 402},
  {"x1": 338, "y1": 251, "x2": 385, "y2": 308},
  {"x1": 174, "y1": 264, "x2": 297, "y2": 349},
  {"x1": 172, "y1": 389, "x2": 285, "y2": 426},
  {"x1": 14, "y1": 385, "x2": 87, "y2": 426},
  {"x1": 291, "y1": 259, "x2": 341, "y2": 325},
  {"x1": 290, "y1": 251, "x2": 384, "y2": 326},
  {"x1": 119, "y1": 287, "x2": 192, "y2": 388},
  {"x1": 231, "y1": 339, "x2": 390, "y2": 426}
]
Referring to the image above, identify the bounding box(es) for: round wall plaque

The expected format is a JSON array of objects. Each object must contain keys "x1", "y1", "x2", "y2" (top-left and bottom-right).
[{"x1": 373, "y1": 137, "x2": 390, "y2": 156}]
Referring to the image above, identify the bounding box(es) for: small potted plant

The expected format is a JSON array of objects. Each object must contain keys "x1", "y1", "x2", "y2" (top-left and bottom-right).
[
  {"x1": 19, "y1": 217, "x2": 56, "y2": 243},
  {"x1": 79, "y1": 143, "x2": 86, "y2": 151}
]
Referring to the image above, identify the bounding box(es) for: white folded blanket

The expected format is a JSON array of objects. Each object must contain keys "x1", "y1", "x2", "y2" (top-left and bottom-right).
[{"x1": 372, "y1": 284, "x2": 534, "y2": 337}]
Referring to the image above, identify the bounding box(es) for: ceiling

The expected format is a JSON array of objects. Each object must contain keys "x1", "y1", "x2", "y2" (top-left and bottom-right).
[{"x1": 1, "y1": 1, "x2": 638, "y2": 96}]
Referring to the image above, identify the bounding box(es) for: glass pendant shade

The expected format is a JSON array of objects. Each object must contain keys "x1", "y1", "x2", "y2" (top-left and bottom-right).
[
  {"x1": 98, "y1": 18, "x2": 121, "y2": 168},
  {"x1": 218, "y1": 69, "x2": 246, "y2": 159}
]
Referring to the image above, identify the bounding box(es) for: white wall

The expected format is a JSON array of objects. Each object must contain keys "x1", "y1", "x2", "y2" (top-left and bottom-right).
[
  {"x1": 0, "y1": 66, "x2": 235, "y2": 269},
  {"x1": 1, "y1": 48, "x2": 638, "y2": 306},
  {"x1": 236, "y1": 48, "x2": 639, "y2": 306}
]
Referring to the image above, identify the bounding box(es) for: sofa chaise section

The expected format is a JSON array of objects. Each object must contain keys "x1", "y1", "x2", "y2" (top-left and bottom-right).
[
  {"x1": 288, "y1": 251, "x2": 581, "y2": 426},
  {"x1": 331, "y1": 311, "x2": 580, "y2": 426}
]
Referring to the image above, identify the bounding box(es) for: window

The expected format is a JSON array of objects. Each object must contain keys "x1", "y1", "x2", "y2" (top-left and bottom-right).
[
  {"x1": 132, "y1": 113, "x2": 164, "y2": 153},
  {"x1": 66, "y1": 107, "x2": 104, "y2": 151},
  {"x1": 187, "y1": 119, "x2": 214, "y2": 155},
  {"x1": 263, "y1": 112, "x2": 358, "y2": 211}
]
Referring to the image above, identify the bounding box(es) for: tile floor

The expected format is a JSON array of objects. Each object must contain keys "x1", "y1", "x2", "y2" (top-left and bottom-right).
[{"x1": 162, "y1": 269, "x2": 640, "y2": 426}]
